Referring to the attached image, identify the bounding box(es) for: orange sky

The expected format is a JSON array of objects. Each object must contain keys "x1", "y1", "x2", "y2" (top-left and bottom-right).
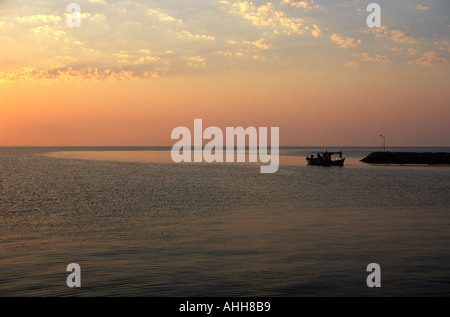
[{"x1": 1, "y1": 1, "x2": 449, "y2": 146}]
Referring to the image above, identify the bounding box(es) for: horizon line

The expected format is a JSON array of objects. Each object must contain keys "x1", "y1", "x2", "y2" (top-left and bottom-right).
[{"x1": 1, "y1": 145, "x2": 449, "y2": 148}]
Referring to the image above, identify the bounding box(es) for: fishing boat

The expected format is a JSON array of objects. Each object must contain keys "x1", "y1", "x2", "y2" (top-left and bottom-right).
[{"x1": 306, "y1": 151, "x2": 345, "y2": 166}]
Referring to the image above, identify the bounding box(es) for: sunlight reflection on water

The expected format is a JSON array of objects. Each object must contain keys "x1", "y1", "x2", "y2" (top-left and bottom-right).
[{"x1": 1, "y1": 147, "x2": 449, "y2": 296}]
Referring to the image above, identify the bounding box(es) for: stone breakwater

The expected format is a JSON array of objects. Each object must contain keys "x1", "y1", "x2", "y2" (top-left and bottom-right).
[{"x1": 361, "y1": 152, "x2": 450, "y2": 165}]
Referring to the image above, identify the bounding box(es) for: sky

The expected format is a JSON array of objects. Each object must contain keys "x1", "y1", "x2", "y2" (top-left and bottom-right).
[{"x1": 0, "y1": 0, "x2": 449, "y2": 146}]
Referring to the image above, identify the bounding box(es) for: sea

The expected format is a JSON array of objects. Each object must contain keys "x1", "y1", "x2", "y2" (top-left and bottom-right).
[{"x1": 0, "y1": 146, "x2": 449, "y2": 297}]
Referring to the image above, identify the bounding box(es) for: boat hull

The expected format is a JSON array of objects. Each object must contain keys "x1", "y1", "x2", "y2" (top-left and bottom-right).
[{"x1": 306, "y1": 157, "x2": 345, "y2": 166}]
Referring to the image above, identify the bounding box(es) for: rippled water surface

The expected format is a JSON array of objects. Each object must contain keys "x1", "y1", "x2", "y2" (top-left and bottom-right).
[{"x1": 1, "y1": 147, "x2": 449, "y2": 296}]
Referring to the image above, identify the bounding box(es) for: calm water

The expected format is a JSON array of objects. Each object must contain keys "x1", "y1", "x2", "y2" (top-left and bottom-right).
[{"x1": 0, "y1": 146, "x2": 449, "y2": 296}]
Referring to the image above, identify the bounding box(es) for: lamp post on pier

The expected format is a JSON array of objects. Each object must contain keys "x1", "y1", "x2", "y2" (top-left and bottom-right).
[{"x1": 380, "y1": 135, "x2": 386, "y2": 153}]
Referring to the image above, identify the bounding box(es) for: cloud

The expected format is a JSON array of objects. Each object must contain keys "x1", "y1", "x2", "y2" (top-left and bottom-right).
[
  {"x1": 134, "y1": 55, "x2": 161, "y2": 64},
  {"x1": 228, "y1": 37, "x2": 271, "y2": 50},
  {"x1": 311, "y1": 24, "x2": 321, "y2": 38},
  {"x1": 187, "y1": 56, "x2": 206, "y2": 67},
  {"x1": 188, "y1": 56, "x2": 206, "y2": 62},
  {"x1": 82, "y1": 12, "x2": 106, "y2": 21},
  {"x1": 217, "y1": 50, "x2": 249, "y2": 58},
  {"x1": 281, "y1": 0, "x2": 318, "y2": 11},
  {"x1": 147, "y1": 9, "x2": 183, "y2": 24},
  {"x1": 391, "y1": 47, "x2": 418, "y2": 56},
  {"x1": 14, "y1": 15, "x2": 61, "y2": 24},
  {"x1": 415, "y1": 51, "x2": 448, "y2": 66},
  {"x1": 32, "y1": 25, "x2": 66, "y2": 41},
  {"x1": 182, "y1": 30, "x2": 215, "y2": 40},
  {"x1": 223, "y1": 37, "x2": 271, "y2": 60},
  {"x1": 330, "y1": 34, "x2": 361, "y2": 48},
  {"x1": 407, "y1": 48, "x2": 418, "y2": 56},
  {"x1": 343, "y1": 61, "x2": 359, "y2": 67},
  {"x1": 361, "y1": 52, "x2": 391, "y2": 64},
  {"x1": 415, "y1": 5, "x2": 429, "y2": 11},
  {"x1": 112, "y1": 49, "x2": 164, "y2": 68},
  {"x1": 230, "y1": 1, "x2": 312, "y2": 36},
  {"x1": 368, "y1": 26, "x2": 417, "y2": 43},
  {"x1": 435, "y1": 41, "x2": 450, "y2": 53},
  {"x1": 113, "y1": 50, "x2": 131, "y2": 59},
  {"x1": 0, "y1": 67, "x2": 142, "y2": 83},
  {"x1": 252, "y1": 38, "x2": 270, "y2": 50}
]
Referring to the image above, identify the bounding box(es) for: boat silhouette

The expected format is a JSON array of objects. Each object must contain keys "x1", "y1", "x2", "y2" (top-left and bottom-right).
[{"x1": 306, "y1": 150, "x2": 345, "y2": 166}]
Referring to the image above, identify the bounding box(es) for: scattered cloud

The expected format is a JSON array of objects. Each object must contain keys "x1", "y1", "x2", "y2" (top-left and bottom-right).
[
  {"x1": 281, "y1": 0, "x2": 318, "y2": 11},
  {"x1": 230, "y1": 1, "x2": 312, "y2": 36},
  {"x1": 435, "y1": 41, "x2": 450, "y2": 53},
  {"x1": 228, "y1": 37, "x2": 271, "y2": 50},
  {"x1": 81, "y1": 12, "x2": 106, "y2": 21},
  {"x1": 367, "y1": 26, "x2": 417, "y2": 43},
  {"x1": 112, "y1": 49, "x2": 164, "y2": 66},
  {"x1": 391, "y1": 47, "x2": 418, "y2": 56},
  {"x1": 407, "y1": 47, "x2": 418, "y2": 56},
  {"x1": 343, "y1": 61, "x2": 359, "y2": 67},
  {"x1": 252, "y1": 38, "x2": 270, "y2": 50},
  {"x1": 147, "y1": 9, "x2": 183, "y2": 24},
  {"x1": 182, "y1": 30, "x2": 215, "y2": 40},
  {"x1": 187, "y1": 56, "x2": 207, "y2": 67},
  {"x1": 415, "y1": 5, "x2": 429, "y2": 11},
  {"x1": 1, "y1": 0, "x2": 448, "y2": 83},
  {"x1": 361, "y1": 52, "x2": 391, "y2": 64},
  {"x1": 415, "y1": 51, "x2": 448, "y2": 66},
  {"x1": 311, "y1": 24, "x2": 321, "y2": 38},
  {"x1": 14, "y1": 15, "x2": 61, "y2": 24},
  {"x1": 330, "y1": 34, "x2": 361, "y2": 48},
  {"x1": 134, "y1": 55, "x2": 161, "y2": 64},
  {"x1": 32, "y1": 25, "x2": 66, "y2": 41},
  {"x1": 113, "y1": 50, "x2": 131, "y2": 59},
  {"x1": 0, "y1": 67, "x2": 142, "y2": 83}
]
